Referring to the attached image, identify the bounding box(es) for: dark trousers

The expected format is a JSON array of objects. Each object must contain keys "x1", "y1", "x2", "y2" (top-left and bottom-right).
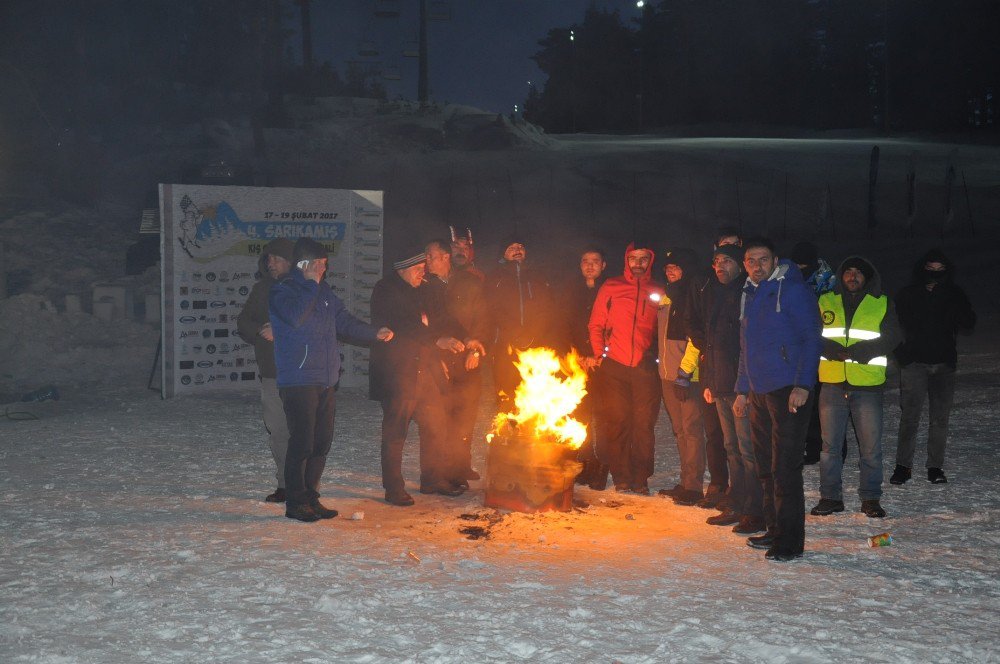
[
  {"x1": 493, "y1": 345, "x2": 521, "y2": 411},
  {"x1": 575, "y1": 370, "x2": 608, "y2": 485},
  {"x1": 897, "y1": 362, "x2": 956, "y2": 469},
  {"x1": 279, "y1": 385, "x2": 337, "y2": 508},
  {"x1": 702, "y1": 395, "x2": 729, "y2": 490},
  {"x1": 447, "y1": 368, "x2": 482, "y2": 475},
  {"x1": 596, "y1": 358, "x2": 660, "y2": 489},
  {"x1": 749, "y1": 386, "x2": 813, "y2": 555},
  {"x1": 380, "y1": 371, "x2": 449, "y2": 492}
]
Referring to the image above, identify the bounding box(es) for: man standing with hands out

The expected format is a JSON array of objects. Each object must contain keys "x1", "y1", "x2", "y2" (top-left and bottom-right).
[{"x1": 733, "y1": 238, "x2": 821, "y2": 561}]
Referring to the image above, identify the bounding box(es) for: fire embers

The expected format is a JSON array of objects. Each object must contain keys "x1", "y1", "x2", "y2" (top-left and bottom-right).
[{"x1": 485, "y1": 348, "x2": 588, "y2": 513}]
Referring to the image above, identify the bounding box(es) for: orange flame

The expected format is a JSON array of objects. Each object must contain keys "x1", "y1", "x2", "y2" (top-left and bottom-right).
[{"x1": 489, "y1": 347, "x2": 589, "y2": 449}]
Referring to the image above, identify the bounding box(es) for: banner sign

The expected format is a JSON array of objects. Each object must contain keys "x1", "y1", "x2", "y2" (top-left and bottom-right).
[{"x1": 160, "y1": 184, "x2": 383, "y2": 398}]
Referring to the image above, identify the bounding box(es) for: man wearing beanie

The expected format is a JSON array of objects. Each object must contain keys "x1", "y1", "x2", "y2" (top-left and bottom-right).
[
  {"x1": 237, "y1": 238, "x2": 295, "y2": 503},
  {"x1": 891, "y1": 248, "x2": 976, "y2": 485},
  {"x1": 655, "y1": 247, "x2": 711, "y2": 506},
  {"x1": 370, "y1": 246, "x2": 470, "y2": 505},
  {"x1": 686, "y1": 244, "x2": 766, "y2": 534},
  {"x1": 811, "y1": 255, "x2": 900, "y2": 519},
  {"x1": 270, "y1": 237, "x2": 393, "y2": 522},
  {"x1": 487, "y1": 236, "x2": 555, "y2": 411},
  {"x1": 588, "y1": 241, "x2": 665, "y2": 494}
]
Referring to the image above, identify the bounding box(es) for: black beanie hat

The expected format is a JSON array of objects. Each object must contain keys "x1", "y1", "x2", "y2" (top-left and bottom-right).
[
  {"x1": 790, "y1": 241, "x2": 819, "y2": 268},
  {"x1": 713, "y1": 244, "x2": 744, "y2": 264},
  {"x1": 662, "y1": 246, "x2": 698, "y2": 274},
  {"x1": 293, "y1": 237, "x2": 328, "y2": 263},
  {"x1": 841, "y1": 256, "x2": 874, "y2": 282}
]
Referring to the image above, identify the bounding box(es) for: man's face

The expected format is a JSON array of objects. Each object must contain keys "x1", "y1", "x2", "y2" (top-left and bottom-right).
[
  {"x1": 713, "y1": 254, "x2": 740, "y2": 284},
  {"x1": 627, "y1": 249, "x2": 652, "y2": 277},
  {"x1": 716, "y1": 235, "x2": 741, "y2": 248},
  {"x1": 451, "y1": 239, "x2": 473, "y2": 266},
  {"x1": 580, "y1": 252, "x2": 606, "y2": 281},
  {"x1": 266, "y1": 254, "x2": 291, "y2": 280},
  {"x1": 425, "y1": 246, "x2": 451, "y2": 278},
  {"x1": 504, "y1": 243, "x2": 526, "y2": 263},
  {"x1": 842, "y1": 266, "x2": 866, "y2": 293},
  {"x1": 744, "y1": 247, "x2": 776, "y2": 284},
  {"x1": 664, "y1": 263, "x2": 683, "y2": 284},
  {"x1": 925, "y1": 261, "x2": 946, "y2": 273},
  {"x1": 398, "y1": 262, "x2": 426, "y2": 287}
]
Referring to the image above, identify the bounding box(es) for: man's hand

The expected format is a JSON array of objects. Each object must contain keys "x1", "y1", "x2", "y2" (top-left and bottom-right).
[
  {"x1": 464, "y1": 339, "x2": 485, "y2": 371},
  {"x1": 788, "y1": 386, "x2": 810, "y2": 413},
  {"x1": 436, "y1": 337, "x2": 465, "y2": 353},
  {"x1": 259, "y1": 322, "x2": 274, "y2": 342},
  {"x1": 703, "y1": 387, "x2": 713, "y2": 404},
  {"x1": 733, "y1": 394, "x2": 748, "y2": 418},
  {"x1": 376, "y1": 327, "x2": 393, "y2": 342},
  {"x1": 581, "y1": 356, "x2": 600, "y2": 371}
]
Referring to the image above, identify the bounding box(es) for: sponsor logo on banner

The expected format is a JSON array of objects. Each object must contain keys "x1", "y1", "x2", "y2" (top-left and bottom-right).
[
  {"x1": 191, "y1": 345, "x2": 203, "y2": 353},
  {"x1": 239, "y1": 286, "x2": 249, "y2": 296},
  {"x1": 179, "y1": 315, "x2": 197, "y2": 324},
  {"x1": 206, "y1": 344, "x2": 217, "y2": 354},
  {"x1": 218, "y1": 271, "x2": 229, "y2": 282},
  {"x1": 206, "y1": 273, "x2": 217, "y2": 282},
  {"x1": 194, "y1": 374, "x2": 205, "y2": 384},
  {"x1": 180, "y1": 300, "x2": 190, "y2": 310},
  {"x1": 230, "y1": 372, "x2": 239, "y2": 382},
  {"x1": 210, "y1": 301, "x2": 226, "y2": 309},
  {"x1": 214, "y1": 329, "x2": 229, "y2": 338},
  {"x1": 179, "y1": 361, "x2": 194, "y2": 370},
  {"x1": 181, "y1": 375, "x2": 192, "y2": 385},
  {"x1": 241, "y1": 371, "x2": 256, "y2": 381},
  {"x1": 180, "y1": 330, "x2": 199, "y2": 339},
  {"x1": 197, "y1": 360, "x2": 214, "y2": 369},
  {"x1": 192, "y1": 301, "x2": 207, "y2": 310}
]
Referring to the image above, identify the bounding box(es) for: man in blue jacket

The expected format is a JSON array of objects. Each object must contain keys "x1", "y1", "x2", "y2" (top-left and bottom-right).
[
  {"x1": 270, "y1": 237, "x2": 393, "y2": 522},
  {"x1": 733, "y1": 237, "x2": 822, "y2": 561}
]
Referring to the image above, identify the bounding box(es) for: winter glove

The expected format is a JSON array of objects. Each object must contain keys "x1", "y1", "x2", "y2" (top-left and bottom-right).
[
  {"x1": 673, "y1": 369, "x2": 693, "y2": 402},
  {"x1": 847, "y1": 341, "x2": 877, "y2": 364}
]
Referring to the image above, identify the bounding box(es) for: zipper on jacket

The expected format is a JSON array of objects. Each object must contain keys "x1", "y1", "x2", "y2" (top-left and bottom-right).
[
  {"x1": 299, "y1": 344, "x2": 309, "y2": 369},
  {"x1": 630, "y1": 279, "x2": 640, "y2": 365},
  {"x1": 516, "y1": 262, "x2": 524, "y2": 327}
]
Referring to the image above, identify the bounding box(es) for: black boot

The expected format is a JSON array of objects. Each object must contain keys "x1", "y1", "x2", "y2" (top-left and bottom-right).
[
  {"x1": 889, "y1": 464, "x2": 911, "y2": 485},
  {"x1": 310, "y1": 501, "x2": 339, "y2": 519},
  {"x1": 285, "y1": 504, "x2": 320, "y2": 522},
  {"x1": 747, "y1": 530, "x2": 775, "y2": 549},
  {"x1": 927, "y1": 467, "x2": 948, "y2": 484}
]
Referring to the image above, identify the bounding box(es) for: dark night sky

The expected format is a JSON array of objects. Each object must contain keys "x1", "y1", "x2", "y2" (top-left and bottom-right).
[{"x1": 307, "y1": 1, "x2": 644, "y2": 113}]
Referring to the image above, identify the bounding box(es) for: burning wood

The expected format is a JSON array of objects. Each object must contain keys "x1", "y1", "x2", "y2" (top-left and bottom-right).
[{"x1": 485, "y1": 348, "x2": 588, "y2": 513}]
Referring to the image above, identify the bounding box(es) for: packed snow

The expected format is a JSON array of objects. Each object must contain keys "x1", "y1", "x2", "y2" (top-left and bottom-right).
[{"x1": 1, "y1": 328, "x2": 997, "y2": 662}]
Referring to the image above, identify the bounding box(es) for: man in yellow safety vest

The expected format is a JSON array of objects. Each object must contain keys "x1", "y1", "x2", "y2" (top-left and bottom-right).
[{"x1": 811, "y1": 256, "x2": 900, "y2": 519}]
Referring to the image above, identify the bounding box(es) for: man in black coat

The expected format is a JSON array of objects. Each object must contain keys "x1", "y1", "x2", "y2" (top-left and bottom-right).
[
  {"x1": 559, "y1": 246, "x2": 608, "y2": 489},
  {"x1": 486, "y1": 237, "x2": 555, "y2": 411},
  {"x1": 370, "y1": 250, "x2": 468, "y2": 505},
  {"x1": 686, "y1": 244, "x2": 766, "y2": 534},
  {"x1": 890, "y1": 248, "x2": 976, "y2": 485},
  {"x1": 423, "y1": 238, "x2": 489, "y2": 483}
]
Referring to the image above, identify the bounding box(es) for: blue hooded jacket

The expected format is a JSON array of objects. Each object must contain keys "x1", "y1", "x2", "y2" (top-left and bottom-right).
[
  {"x1": 736, "y1": 258, "x2": 822, "y2": 395},
  {"x1": 269, "y1": 269, "x2": 378, "y2": 388}
]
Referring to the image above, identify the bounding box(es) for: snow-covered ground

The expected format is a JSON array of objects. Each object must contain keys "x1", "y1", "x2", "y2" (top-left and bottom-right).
[{"x1": 2, "y1": 329, "x2": 997, "y2": 663}]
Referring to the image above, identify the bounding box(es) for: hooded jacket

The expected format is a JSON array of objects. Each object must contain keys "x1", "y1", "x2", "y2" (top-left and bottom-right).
[
  {"x1": 894, "y1": 248, "x2": 976, "y2": 367},
  {"x1": 818, "y1": 256, "x2": 900, "y2": 390},
  {"x1": 236, "y1": 238, "x2": 294, "y2": 379},
  {"x1": 736, "y1": 258, "x2": 822, "y2": 395},
  {"x1": 269, "y1": 268, "x2": 378, "y2": 388},
  {"x1": 589, "y1": 244, "x2": 665, "y2": 367},
  {"x1": 487, "y1": 257, "x2": 554, "y2": 352}
]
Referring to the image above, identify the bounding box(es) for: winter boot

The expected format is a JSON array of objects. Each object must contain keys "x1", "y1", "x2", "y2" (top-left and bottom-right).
[
  {"x1": 889, "y1": 464, "x2": 911, "y2": 485},
  {"x1": 927, "y1": 467, "x2": 948, "y2": 484},
  {"x1": 860, "y1": 499, "x2": 886, "y2": 518},
  {"x1": 809, "y1": 498, "x2": 845, "y2": 516}
]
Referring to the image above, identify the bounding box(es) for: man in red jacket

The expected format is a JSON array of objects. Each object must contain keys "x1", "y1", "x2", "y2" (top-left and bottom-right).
[{"x1": 588, "y1": 243, "x2": 666, "y2": 494}]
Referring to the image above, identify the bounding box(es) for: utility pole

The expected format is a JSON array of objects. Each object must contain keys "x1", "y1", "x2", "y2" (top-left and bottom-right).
[{"x1": 418, "y1": 0, "x2": 429, "y2": 103}]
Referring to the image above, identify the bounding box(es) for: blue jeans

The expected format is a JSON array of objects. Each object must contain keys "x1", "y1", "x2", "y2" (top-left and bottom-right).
[
  {"x1": 715, "y1": 394, "x2": 763, "y2": 519},
  {"x1": 819, "y1": 385, "x2": 883, "y2": 501}
]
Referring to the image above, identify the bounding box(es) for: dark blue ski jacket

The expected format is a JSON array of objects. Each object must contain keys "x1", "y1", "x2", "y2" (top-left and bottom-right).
[
  {"x1": 269, "y1": 269, "x2": 378, "y2": 388},
  {"x1": 736, "y1": 258, "x2": 822, "y2": 395}
]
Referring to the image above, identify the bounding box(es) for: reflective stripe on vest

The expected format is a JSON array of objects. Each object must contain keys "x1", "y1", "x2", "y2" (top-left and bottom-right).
[{"x1": 818, "y1": 292, "x2": 888, "y2": 386}]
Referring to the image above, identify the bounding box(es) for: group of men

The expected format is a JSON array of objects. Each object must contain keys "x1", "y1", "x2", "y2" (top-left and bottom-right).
[{"x1": 238, "y1": 228, "x2": 976, "y2": 562}]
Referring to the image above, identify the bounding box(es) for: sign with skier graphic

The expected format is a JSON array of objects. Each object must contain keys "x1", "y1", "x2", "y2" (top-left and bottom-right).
[{"x1": 159, "y1": 184, "x2": 383, "y2": 398}]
